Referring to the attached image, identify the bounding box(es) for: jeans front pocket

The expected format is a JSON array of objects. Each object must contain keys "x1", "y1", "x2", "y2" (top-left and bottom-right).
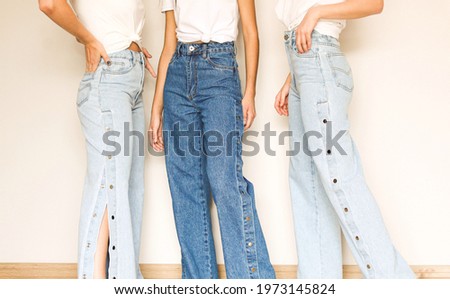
[
  {"x1": 327, "y1": 53, "x2": 354, "y2": 93},
  {"x1": 205, "y1": 51, "x2": 238, "y2": 71}
]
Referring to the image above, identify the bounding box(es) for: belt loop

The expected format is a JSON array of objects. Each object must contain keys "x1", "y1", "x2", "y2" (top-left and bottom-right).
[
  {"x1": 202, "y1": 43, "x2": 207, "y2": 58},
  {"x1": 176, "y1": 42, "x2": 181, "y2": 56},
  {"x1": 130, "y1": 50, "x2": 134, "y2": 65}
]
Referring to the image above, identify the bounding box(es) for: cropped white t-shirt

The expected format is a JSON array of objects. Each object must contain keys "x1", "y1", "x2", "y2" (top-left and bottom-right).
[
  {"x1": 276, "y1": 0, "x2": 346, "y2": 39},
  {"x1": 160, "y1": 0, "x2": 239, "y2": 43},
  {"x1": 71, "y1": 0, "x2": 145, "y2": 54}
]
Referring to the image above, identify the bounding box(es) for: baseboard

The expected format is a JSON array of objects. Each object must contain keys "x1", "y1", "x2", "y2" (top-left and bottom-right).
[{"x1": 0, "y1": 264, "x2": 449, "y2": 279}]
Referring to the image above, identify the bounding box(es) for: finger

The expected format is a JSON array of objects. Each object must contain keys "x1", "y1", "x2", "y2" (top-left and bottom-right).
[
  {"x1": 280, "y1": 92, "x2": 289, "y2": 116},
  {"x1": 306, "y1": 31, "x2": 312, "y2": 50},
  {"x1": 143, "y1": 48, "x2": 152, "y2": 59},
  {"x1": 296, "y1": 37, "x2": 303, "y2": 54},
  {"x1": 157, "y1": 128, "x2": 164, "y2": 148},
  {"x1": 243, "y1": 108, "x2": 248, "y2": 128},
  {"x1": 295, "y1": 27, "x2": 302, "y2": 54},
  {"x1": 101, "y1": 51, "x2": 111, "y2": 66},
  {"x1": 274, "y1": 96, "x2": 283, "y2": 115},
  {"x1": 301, "y1": 33, "x2": 308, "y2": 53},
  {"x1": 282, "y1": 102, "x2": 288, "y2": 116},
  {"x1": 88, "y1": 60, "x2": 98, "y2": 73},
  {"x1": 145, "y1": 61, "x2": 157, "y2": 78},
  {"x1": 245, "y1": 113, "x2": 255, "y2": 130},
  {"x1": 152, "y1": 129, "x2": 158, "y2": 145}
]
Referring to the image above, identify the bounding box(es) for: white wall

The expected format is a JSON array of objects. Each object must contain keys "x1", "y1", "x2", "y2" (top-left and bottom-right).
[{"x1": 1, "y1": 0, "x2": 449, "y2": 266}]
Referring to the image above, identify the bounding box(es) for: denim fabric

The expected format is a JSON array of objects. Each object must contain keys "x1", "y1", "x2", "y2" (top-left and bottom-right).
[
  {"x1": 163, "y1": 42, "x2": 275, "y2": 279},
  {"x1": 76, "y1": 50, "x2": 146, "y2": 279},
  {"x1": 285, "y1": 30, "x2": 415, "y2": 279}
]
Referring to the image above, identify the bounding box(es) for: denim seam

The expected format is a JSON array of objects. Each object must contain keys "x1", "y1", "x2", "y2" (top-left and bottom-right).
[
  {"x1": 199, "y1": 126, "x2": 213, "y2": 279},
  {"x1": 234, "y1": 92, "x2": 257, "y2": 278},
  {"x1": 310, "y1": 157, "x2": 324, "y2": 277},
  {"x1": 318, "y1": 78, "x2": 374, "y2": 277},
  {"x1": 234, "y1": 101, "x2": 248, "y2": 277},
  {"x1": 133, "y1": 53, "x2": 145, "y2": 106},
  {"x1": 104, "y1": 110, "x2": 117, "y2": 278},
  {"x1": 192, "y1": 59, "x2": 198, "y2": 99}
]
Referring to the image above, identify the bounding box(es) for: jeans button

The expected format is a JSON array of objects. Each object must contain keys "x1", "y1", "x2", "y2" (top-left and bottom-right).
[
  {"x1": 189, "y1": 45, "x2": 195, "y2": 52},
  {"x1": 284, "y1": 34, "x2": 289, "y2": 41}
]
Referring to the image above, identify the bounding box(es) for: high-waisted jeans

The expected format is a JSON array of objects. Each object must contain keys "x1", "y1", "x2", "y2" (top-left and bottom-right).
[
  {"x1": 163, "y1": 42, "x2": 275, "y2": 279},
  {"x1": 285, "y1": 30, "x2": 415, "y2": 279},
  {"x1": 76, "y1": 50, "x2": 145, "y2": 279}
]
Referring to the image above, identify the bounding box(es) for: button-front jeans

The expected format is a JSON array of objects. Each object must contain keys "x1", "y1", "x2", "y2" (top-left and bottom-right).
[
  {"x1": 76, "y1": 50, "x2": 145, "y2": 279},
  {"x1": 163, "y1": 42, "x2": 275, "y2": 279},
  {"x1": 285, "y1": 30, "x2": 415, "y2": 279}
]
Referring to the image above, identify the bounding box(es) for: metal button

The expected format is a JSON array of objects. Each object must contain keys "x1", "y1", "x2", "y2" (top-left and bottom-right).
[
  {"x1": 355, "y1": 236, "x2": 360, "y2": 241},
  {"x1": 189, "y1": 45, "x2": 195, "y2": 52},
  {"x1": 323, "y1": 119, "x2": 328, "y2": 124},
  {"x1": 284, "y1": 34, "x2": 289, "y2": 41},
  {"x1": 245, "y1": 216, "x2": 251, "y2": 221},
  {"x1": 251, "y1": 267, "x2": 257, "y2": 273},
  {"x1": 111, "y1": 215, "x2": 115, "y2": 220},
  {"x1": 333, "y1": 179, "x2": 338, "y2": 184},
  {"x1": 327, "y1": 150, "x2": 332, "y2": 155},
  {"x1": 367, "y1": 264, "x2": 372, "y2": 270},
  {"x1": 110, "y1": 185, "x2": 114, "y2": 189},
  {"x1": 344, "y1": 208, "x2": 349, "y2": 213},
  {"x1": 112, "y1": 246, "x2": 116, "y2": 250},
  {"x1": 248, "y1": 242, "x2": 253, "y2": 247}
]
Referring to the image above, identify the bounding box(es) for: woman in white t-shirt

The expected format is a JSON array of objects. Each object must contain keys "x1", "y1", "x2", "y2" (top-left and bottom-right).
[
  {"x1": 39, "y1": 0, "x2": 156, "y2": 279},
  {"x1": 274, "y1": 0, "x2": 415, "y2": 278},
  {"x1": 149, "y1": 0, "x2": 275, "y2": 279}
]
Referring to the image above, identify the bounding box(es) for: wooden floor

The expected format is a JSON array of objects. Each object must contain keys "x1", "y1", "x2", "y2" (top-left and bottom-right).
[{"x1": 0, "y1": 264, "x2": 449, "y2": 279}]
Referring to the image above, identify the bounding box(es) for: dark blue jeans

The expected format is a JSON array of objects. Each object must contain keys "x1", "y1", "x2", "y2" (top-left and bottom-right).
[{"x1": 163, "y1": 42, "x2": 275, "y2": 279}]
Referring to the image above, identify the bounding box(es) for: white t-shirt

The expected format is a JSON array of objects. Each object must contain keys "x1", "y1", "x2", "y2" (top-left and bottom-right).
[
  {"x1": 160, "y1": 0, "x2": 239, "y2": 43},
  {"x1": 71, "y1": 0, "x2": 145, "y2": 54},
  {"x1": 276, "y1": 0, "x2": 346, "y2": 39}
]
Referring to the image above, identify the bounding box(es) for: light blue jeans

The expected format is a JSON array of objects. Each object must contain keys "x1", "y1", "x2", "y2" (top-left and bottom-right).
[
  {"x1": 76, "y1": 50, "x2": 145, "y2": 279},
  {"x1": 285, "y1": 30, "x2": 415, "y2": 279},
  {"x1": 163, "y1": 42, "x2": 275, "y2": 279}
]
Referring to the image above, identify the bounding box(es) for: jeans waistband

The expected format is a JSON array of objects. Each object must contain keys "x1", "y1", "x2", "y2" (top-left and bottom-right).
[
  {"x1": 106, "y1": 49, "x2": 144, "y2": 62},
  {"x1": 284, "y1": 29, "x2": 340, "y2": 49},
  {"x1": 175, "y1": 41, "x2": 236, "y2": 56}
]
